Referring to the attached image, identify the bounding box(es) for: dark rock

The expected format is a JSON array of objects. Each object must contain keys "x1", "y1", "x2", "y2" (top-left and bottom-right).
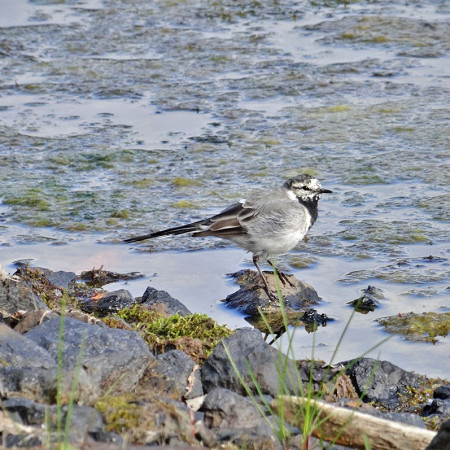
[
  {"x1": 0, "y1": 276, "x2": 48, "y2": 314},
  {"x1": 60, "y1": 404, "x2": 110, "y2": 444},
  {"x1": 202, "y1": 388, "x2": 267, "y2": 429},
  {"x1": 434, "y1": 385, "x2": 450, "y2": 400},
  {"x1": 35, "y1": 267, "x2": 77, "y2": 289},
  {"x1": 140, "y1": 286, "x2": 191, "y2": 316},
  {"x1": 225, "y1": 270, "x2": 319, "y2": 316},
  {"x1": 344, "y1": 358, "x2": 421, "y2": 409},
  {"x1": 80, "y1": 289, "x2": 135, "y2": 316},
  {"x1": 0, "y1": 323, "x2": 56, "y2": 368},
  {"x1": 246, "y1": 308, "x2": 330, "y2": 343},
  {"x1": 143, "y1": 349, "x2": 203, "y2": 400},
  {"x1": 347, "y1": 285, "x2": 384, "y2": 313},
  {"x1": 80, "y1": 267, "x2": 144, "y2": 288},
  {"x1": 2, "y1": 397, "x2": 110, "y2": 445},
  {"x1": 426, "y1": 419, "x2": 450, "y2": 450},
  {"x1": 423, "y1": 398, "x2": 450, "y2": 418},
  {"x1": 201, "y1": 328, "x2": 298, "y2": 397},
  {"x1": 0, "y1": 366, "x2": 73, "y2": 403},
  {"x1": 2, "y1": 397, "x2": 47, "y2": 425},
  {"x1": 25, "y1": 316, "x2": 154, "y2": 399}
]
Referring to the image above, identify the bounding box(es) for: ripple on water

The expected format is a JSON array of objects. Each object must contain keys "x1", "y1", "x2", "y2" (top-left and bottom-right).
[{"x1": 0, "y1": 0, "x2": 449, "y2": 377}]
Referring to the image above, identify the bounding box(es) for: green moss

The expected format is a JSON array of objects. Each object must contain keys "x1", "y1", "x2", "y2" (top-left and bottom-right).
[
  {"x1": 114, "y1": 305, "x2": 233, "y2": 363},
  {"x1": 95, "y1": 394, "x2": 143, "y2": 433},
  {"x1": 376, "y1": 312, "x2": 450, "y2": 344}
]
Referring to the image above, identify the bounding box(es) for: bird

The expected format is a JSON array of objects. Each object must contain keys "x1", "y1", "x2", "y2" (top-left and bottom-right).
[{"x1": 124, "y1": 174, "x2": 332, "y2": 301}]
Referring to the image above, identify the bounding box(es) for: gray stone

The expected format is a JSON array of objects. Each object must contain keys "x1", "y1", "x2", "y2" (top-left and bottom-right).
[
  {"x1": 0, "y1": 324, "x2": 56, "y2": 369},
  {"x1": 25, "y1": 317, "x2": 154, "y2": 398},
  {"x1": 1, "y1": 397, "x2": 47, "y2": 425},
  {"x1": 2, "y1": 397, "x2": 110, "y2": 445},
  {"x1": 147, "y1": 350, "x2": 203, "y2": 400},
  {"x1": 201, "y1": 328, "x2": 298, "y2": 397},
  {"x1": 0, "y1": 366, "x2": 87, "y2": 403},
  {"x1": 140, "y1": 286, "x2": 191, "y2": 316},
  {"x1": 344, "y1": 358, "x2": 421, "y2": 409},
  {"x1": 0, "y1": 277, "x2": 47, "y2": 314},
  {"x1": 80, "y1": 288, "x2": 135, "y2": 316},
  {"x1": 423, "y1": 398, "x2": 450, "y2": 418},
  {"x1": 202, "y1": 388, "x2": 266, "y2": 429},
  {"x1": 35, "y1": 268, "x2": 77, "y2": 289}
]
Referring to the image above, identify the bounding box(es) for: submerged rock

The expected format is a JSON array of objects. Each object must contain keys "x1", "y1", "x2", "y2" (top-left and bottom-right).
[
  {"x1": 246, "y1": 308, "x2": 330, "y2": 343},
  {"x1": 347, "y1": 285, "x2": 384, "y2": 313},
  {"x1": 225, "y1": 269, "x2": 320, "y2": 316}
]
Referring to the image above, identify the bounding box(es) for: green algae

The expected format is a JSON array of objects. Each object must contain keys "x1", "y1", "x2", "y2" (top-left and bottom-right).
[
  {"x1": 376, "y1": 312, "x2": 450, "y2": 344},
  {"x1": 171, "y1": 200, "x2": 197, "y2": 209},
  {"x1": 4, "y1": 189, "x2": 51, "y2": 211},
  {"x1": 171, "y1": 177, "x2": 202, "y2": 187}
]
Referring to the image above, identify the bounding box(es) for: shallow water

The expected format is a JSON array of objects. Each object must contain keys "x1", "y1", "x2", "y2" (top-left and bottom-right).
[{"x1": 0, "y1": 0, "x2": 449, "y2": 378}]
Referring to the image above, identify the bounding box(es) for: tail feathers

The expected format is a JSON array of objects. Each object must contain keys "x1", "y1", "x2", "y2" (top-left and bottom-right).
[{"x1": 123, "y1": 222, "x2": 204, "y2": 243}]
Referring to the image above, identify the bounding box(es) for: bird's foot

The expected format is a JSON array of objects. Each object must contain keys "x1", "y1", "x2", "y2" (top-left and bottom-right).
[
  {"x1": 276, "y1": 270, "x2": 296, "y2": 288},
  {"x1": 264, "y1": 287, "x2": 282, "y2": 303}
]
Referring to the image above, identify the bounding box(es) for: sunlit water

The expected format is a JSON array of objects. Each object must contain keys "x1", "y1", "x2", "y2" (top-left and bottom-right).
[{"x1": 0, "y1": 0, "x2": 449, "y2": 378}]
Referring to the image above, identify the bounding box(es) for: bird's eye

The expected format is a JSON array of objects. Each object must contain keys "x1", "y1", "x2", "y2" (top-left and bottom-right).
[{"x1": 302, "y1": 186, "x2": 310, "y2": 191}]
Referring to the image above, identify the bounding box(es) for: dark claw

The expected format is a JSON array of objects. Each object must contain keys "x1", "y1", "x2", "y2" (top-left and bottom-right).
[{"x1": 277, "y1": 270, "x2": 296, "y2": 288}]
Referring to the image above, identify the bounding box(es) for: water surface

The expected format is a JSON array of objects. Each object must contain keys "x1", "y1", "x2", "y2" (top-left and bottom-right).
[{"x1": 0, "y1": 0, "x2": 449, "y2": 378}]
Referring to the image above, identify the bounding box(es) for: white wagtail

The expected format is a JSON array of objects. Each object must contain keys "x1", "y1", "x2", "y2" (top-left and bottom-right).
[{"x1": 124, "y1": 174, "x2": 332, "y2": 301}]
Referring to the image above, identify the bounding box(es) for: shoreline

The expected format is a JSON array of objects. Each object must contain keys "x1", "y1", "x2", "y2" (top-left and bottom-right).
[{"x1": 0, "y1": 263, "x2": 448, "y2": 448}]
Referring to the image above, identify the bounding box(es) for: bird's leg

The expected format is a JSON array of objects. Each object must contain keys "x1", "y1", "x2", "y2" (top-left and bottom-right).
[
  {"x1": 267, "y1": 259, "x2": 295, "y2": 288},
  {"x1": 253, "y1": 255, "x2": 279, "y2": 302}
]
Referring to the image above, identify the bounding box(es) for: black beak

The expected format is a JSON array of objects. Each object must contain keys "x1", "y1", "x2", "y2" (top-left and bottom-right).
[{"x1": 319, "y1": 188, "x2": 333, "y2": 194}]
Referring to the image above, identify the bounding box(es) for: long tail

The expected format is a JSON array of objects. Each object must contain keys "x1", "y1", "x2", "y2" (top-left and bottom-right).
[{"x1": 123, "y1": 221, "x2": 206, "y2": 243}]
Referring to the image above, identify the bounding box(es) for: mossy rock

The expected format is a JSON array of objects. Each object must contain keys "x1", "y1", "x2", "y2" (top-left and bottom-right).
[
  {"x1": 376, "y1": 312, "x2": 450, "y2": 344},
  {"x1": 108, "y1": 305, "x2": 234, "y2": 363}
]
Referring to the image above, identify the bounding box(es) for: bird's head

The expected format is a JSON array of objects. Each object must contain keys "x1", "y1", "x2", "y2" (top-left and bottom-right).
[{"x1": 284, "y1": 174, "x2": 332, "y2": 202}]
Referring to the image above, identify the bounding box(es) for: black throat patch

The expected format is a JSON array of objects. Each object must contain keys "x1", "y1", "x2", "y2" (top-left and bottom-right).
[{"x1": 298, "y1": 196, "x2": 319, "y2": 228}]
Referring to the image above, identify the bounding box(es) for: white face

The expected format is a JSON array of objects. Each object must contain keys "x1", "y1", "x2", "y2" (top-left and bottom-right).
[{"x1": 290, "y1": 177, "x2": 323, "y2": 200}]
